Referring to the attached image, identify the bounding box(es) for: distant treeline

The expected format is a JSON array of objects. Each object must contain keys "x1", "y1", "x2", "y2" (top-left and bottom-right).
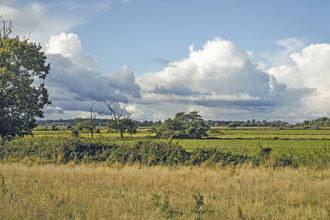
[
  {"x1": 295, "y1": 117, "x2": 330, "y2": 129},
  {"x1": 205, "y1": 119, "x2": 289, "y2": 127},
  {"x1": 36, "y1": 118, "x2": 162, "y2": 128},
  {"x1": 36, "y1": 117, "x2": 330, "y2": 128}
]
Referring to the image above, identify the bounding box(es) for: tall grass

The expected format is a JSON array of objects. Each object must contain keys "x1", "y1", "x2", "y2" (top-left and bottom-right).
[{"x1": 1, "y1": 164, "x2": 330, "y2": 219}]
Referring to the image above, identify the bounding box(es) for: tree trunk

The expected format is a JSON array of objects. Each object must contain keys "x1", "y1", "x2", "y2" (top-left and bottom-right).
[
  {"x1": 91, "y1": 130, "x2": 93, "y2": 139},
  {"x1": 120, "y1": 131, "x2": 123, "y2": 138}
]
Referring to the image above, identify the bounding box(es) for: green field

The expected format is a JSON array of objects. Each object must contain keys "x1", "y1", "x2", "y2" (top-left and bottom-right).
[{"x1": 31, "y1": 126, "x2": 330, "y2": 153}]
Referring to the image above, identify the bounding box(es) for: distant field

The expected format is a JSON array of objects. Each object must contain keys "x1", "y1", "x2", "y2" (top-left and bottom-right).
[{"x1": 31, "y1": 127, "x2": 330, "y2": 152}]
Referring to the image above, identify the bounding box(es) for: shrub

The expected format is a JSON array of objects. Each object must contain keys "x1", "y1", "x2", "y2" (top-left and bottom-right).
[
  {"x1": 2, "y1": 138, "x2": 330, "y2": 168},
  {"x1": 71, "y1": 130, "x2": 79, "y2": 137},
  {"x1": 156, "y1": 112, "x2": 209, "y2": 139}
]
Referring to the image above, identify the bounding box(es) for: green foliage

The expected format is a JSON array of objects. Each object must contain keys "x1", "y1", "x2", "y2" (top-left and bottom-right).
[
  {"x1": 151, "y1": 193, "x2": 161, "y2": 207},
  {"x1": 76, "y1": 121, "x2": 95, "y2": 131},
  {"x1": 251, "y1": 143, "x2": 273, "y2": 166},
  {"x1": 150, "y1": 127, "x2": 157, "y2": 133},
  {"x1": 108, "y1": 118, "x2": 137, "y2": 138},
  {"x1": 76, "y1": 121, "x2": 95, "y2": 138},
  {"x1": 0, "y1": 23, "x2": 51, "y2": 141},
  {"x1": 237, "y1": 206, "x2": 243, "y2": 219},
  {"x1": 191, "y1": 192, "x2": 206, "y2": 220},
  {"x1": 0, "y1": 173, "x2": 7, "y2": 195},
  {"x1": 190, "y1": 147, "x2": 250, "y2": 165},
  {"x1": 228, "y1": 122, "x2": 237, "y2": 127},
  {"x1": 125, "y1": 120, "x2": 137, "y2": 135},
  {"x1": 295, "y1": 117, "x2": 330, "y2": 129},
  {"x1": 71, "y1": 129, "x2": 79, "y2": 137},
  {"x1": 208, "y1": 129, "x2": 222, "y2": 134},
  {"x1": 160, "y1": 195, "x2": 174, "y2": 218},
  {"x1": 206, "y1": 119, "x2": 289, "y2": 127},
  {"x1": 3, "y1": 137, "x2": 330, "y2": 168},
  {"x1": 107, "y1": 140, "x2": 190, "y2": 165},
  {"x1": 51, "y1": 125, "x2": 58, "y2": 131},
  {"x1": 156, "y1": 111, "x2": 209, "y2": 139}
]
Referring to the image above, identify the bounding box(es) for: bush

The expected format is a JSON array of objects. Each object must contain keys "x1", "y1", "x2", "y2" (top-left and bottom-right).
[
  {"x1": 156, "y1": 112, "x2": 209, "y2": 139},
  {"x1": 71, "y1": 130, "x2": 79, "y2": 137},
  {"x1": 2, "y1": 138, "x2": 330, "y2": 168},
  {"x1": 51, "y1": 125, "x2": 58, "y2": 131}
]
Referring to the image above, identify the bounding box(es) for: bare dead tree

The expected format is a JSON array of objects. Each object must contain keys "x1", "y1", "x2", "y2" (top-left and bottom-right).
[
  {"x1": 0, "y1": 16, "x2": 29, "y2": 42},
  {"x1": 86, "y1": 102, "x2": 103, "y2": 139},
  {"x1": 88, "y1": 103, "x2": 103, "y2": 122},
  {"x1": 104, "y1": 101, "x2": 131, "y2": 138},
  {"x1": 0, "y1": 16, "x2": 12, "y2": 40}
]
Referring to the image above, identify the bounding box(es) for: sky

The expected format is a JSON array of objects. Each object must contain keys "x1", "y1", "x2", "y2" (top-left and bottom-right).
[{"x1": 2, "y1": 0, "x2": 330, "y2": 123}]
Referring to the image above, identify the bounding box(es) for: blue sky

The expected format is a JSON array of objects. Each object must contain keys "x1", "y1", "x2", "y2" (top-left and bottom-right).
[
  {"x1": 2, "y1": 0, "x2": 330, "y2": 122},
  {"x1": 69, "y1": 0, "x2": 330, "y2": 75}
]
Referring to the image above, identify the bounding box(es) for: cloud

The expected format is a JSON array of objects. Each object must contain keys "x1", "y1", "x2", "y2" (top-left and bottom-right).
[
  {"x1": 41, "y1": 33, "x2": 141, "y2": 115},
  {"x1": 139, "y1": 38, "x2": 289, "y2": 111},
  {"x1": 268, "y1": 42, "x2": 330, "y2": 92},
  {"x1": 266, "y1": 42, "x2": 330, "y2": 121},
  {"x1": 0, "y1": 5, "x2": 19, "y2": 18},
  {"x1": 132, "y1": 38, "x2": 330, "y2": 123},
  {"x1": 154, "y1": 84, "x2": 200, "y2": 96},
  {"x1": 263, "y1": 38, "x2": 307, "y2": 68},
  {"x1": 0, "y1": 1, "x2": 110, "y2": 45},
  {"x1": 46, "y1": 33, "x2": 83, "y2": 57},
  {"x1": 44, "y1": 106, "x2": 65, "y2": 115},
  {"x1": 152, "y1": 58, "x2": 172, "y2": 67},
  {"x1": 39, "y1": 35, "x2": 330, "y2": 122},
  {"x1": 121, "y1": 0, "x2": 132, "y2": 4}
]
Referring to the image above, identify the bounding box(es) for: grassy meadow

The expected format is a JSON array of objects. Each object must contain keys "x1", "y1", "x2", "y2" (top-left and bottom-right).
[
  {"x1": 1, "y1": 164, "x2": 330, "y2": 219},
  {"x1": 1, "y1": 127, "x2": 330, "y2": 219}
]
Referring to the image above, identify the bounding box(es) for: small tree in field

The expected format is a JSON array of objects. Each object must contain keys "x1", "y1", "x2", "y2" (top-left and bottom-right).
[
  {"x1": 76, "y1": 120, "x2": 95, "y2": 138},
  {"x1": 76, "y1": 103, "x2": 102, "y2": 139},
  {"x1": 104, "y1": 101, "x2": 134, "y2": 138}
]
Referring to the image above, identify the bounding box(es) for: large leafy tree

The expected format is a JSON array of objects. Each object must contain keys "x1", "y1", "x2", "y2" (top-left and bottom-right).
[
  {"x1": 0, "y1": 21, "x2": 51, "y2": 141},
  {"x1": 156, "y1": 111, "x2": 209, "y2": 139}
]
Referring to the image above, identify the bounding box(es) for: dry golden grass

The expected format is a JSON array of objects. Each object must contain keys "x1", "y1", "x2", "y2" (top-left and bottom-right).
[{"x1": 0, "y1": 163, "x2": 330, "y2": 219}]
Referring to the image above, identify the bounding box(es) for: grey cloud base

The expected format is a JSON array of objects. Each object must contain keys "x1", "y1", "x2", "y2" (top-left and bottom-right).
[{"x1": 41, "y1": 33, "x2": 141, "y2": 114}]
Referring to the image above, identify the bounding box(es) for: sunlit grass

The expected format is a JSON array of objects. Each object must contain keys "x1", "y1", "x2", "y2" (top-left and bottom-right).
[
  {"x1": 3, "y1": 127, "x2": 330, "y2": 218},
  {"x1": 1, "y1": 163, "x2": 330, "y2": 219}
]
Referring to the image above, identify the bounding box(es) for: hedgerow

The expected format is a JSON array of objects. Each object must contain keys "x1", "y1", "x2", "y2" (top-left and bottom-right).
[{"x1": 1, "y1": 137, "x2": 330, "y2": 168}]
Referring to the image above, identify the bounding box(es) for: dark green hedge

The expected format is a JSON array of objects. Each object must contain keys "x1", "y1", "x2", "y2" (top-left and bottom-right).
[{"x1": 1, "y1": 138, "x2": 330, "y2": 168}]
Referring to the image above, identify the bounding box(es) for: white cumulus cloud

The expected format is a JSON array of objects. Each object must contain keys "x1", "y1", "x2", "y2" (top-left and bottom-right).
[
  {"x1": 131, "y1": 38, "x2": 325, "y2": 122},
  {"x1": 138, "y1": 38, "x2": 288, "y2": 112},
  {"x1": 267, "y1": 42, "x2": 330, "y2": 121}
]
